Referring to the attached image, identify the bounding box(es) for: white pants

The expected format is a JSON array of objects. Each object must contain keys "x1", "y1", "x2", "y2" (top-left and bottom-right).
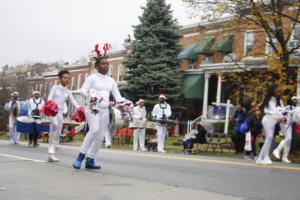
[
  {"x1": 156, "y1": 125, "x2": 168, "y2": 151},
  {"x1": 48, "y1": 113, "x2": 64, "y2": 154},
  {"x1": 133, "y1": 128, "x2": 145, "y2": 150},
  {"x1": 8, "y1": 123, "x2": 19, "y2": 143},
  {"x1": 258, "y1": 117, "x2": 276, "y2": 161},
  {"x1": 80, "y1": 110, "x2": 109, "y2": 158},
  {"x1": 275, "y1": 122, "x2": 292, "y2": 159},
  {"x1": 104, "y1": 130, "x2": 112, "y2": 147}
]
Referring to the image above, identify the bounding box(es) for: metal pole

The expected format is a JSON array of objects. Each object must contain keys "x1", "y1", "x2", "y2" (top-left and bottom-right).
[{"x1": 224, "y1": 99, "x2": 231, "y2": 135}]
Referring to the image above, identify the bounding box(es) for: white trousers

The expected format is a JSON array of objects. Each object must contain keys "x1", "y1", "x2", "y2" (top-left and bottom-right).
[
  {"x1": 48, "y1": 113, "x2": 64, "y2": 154},
  {"x1": 80, "y1": 110, "x2": 109, "y2": 158},
  {"x1": 275, "y1": 123, "x2": 292, "y2": 159},
  {"x1": 9, "y1": 116, "x2": 19, "y2": 143},
  {"x1": 133, "y1": 128, "x2": 146, "y2": 150},
  {"x1": 104, "y1": 130, "x2": 112, "y2": 146},
  {"x1": 156, "y1": 125, "x2": 168, "y2": 151},
  {"x1": 258, "y1": 117, "x2": 276, "y2": 161}
]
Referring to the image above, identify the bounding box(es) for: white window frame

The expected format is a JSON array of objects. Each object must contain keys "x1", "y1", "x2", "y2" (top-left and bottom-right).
[
  {"x1": 77, "y1": 74, "x2": 82, "y2": 90},
  {"x1": 109, "y1": 64, "x2": 114, "y2": 77},
  {"x1": 244, "y1": 31, "x2": 255, "y2": 56},
  {"x1": 71, "y1": 77, "x2": 75, "y2": 91},
  {"x1": 265, "y1": 37, "x2": 277, "y2": 55},
  {"x1": 117, "y1": 64, "x2": 123, "y2": 82}
]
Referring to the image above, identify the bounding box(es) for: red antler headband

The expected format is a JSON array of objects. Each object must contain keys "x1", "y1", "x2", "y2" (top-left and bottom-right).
[{"x1": 93, "y1": 43, "x2": 110, "y2": 58}]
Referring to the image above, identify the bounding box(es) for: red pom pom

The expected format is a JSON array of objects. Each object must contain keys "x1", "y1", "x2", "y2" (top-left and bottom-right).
[
  {"x1": 40, "y1": 100, "x2": 59, "y2": 117},
  {"x1": 71, "y1": 106, "x2": 86, "y2": 122}
]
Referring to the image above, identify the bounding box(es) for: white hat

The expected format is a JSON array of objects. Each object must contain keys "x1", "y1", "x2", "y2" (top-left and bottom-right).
[
  {"x1": 11, "y1": 91, "x2": 19, "y2": 97},
  {"x1": 136, "y1": 99, "x2": 145, "y2": 105},
  {"x1": 159, "y1": 93, "x2": 167, "y2": 99},
  {"x1": 32, "y1": 91, "x2": 41, "y2": 95},
  {"x1": 292, "y1": 96, "x2": 298, "y2": 100}
]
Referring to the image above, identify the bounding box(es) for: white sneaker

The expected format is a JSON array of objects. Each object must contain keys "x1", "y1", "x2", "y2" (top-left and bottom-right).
[
  {"x1": 256, "y1": 159, "x2": 266, "y2": 165},
  {"x1": 141, "y1": 148, "x2": 147, "y2": 152},
  {"x1": 282, "y1": 158, "x2": 291, "y2": 164},
  {"x1": 47, "y1": 154, "x2": 59, "y2": 162},
  {"x1": 264, "y1": 157, "x2": 273, "y2": 165},
  {"x1": 158, "y1": 150, "x2": 166, "y2": 153},
  {"x1": 272, "y1": 150, "x2": 280, "y2": 159}
]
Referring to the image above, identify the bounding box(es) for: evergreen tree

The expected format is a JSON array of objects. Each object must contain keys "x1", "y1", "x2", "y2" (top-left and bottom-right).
[{"x1": 123, "y1": 0, "x2": 182, "y2": 113}]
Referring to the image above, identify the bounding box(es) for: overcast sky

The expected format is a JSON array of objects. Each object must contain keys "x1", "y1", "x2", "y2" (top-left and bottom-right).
[{"x1": 0, "y1": 0, "x2": 199, "y2": 67}]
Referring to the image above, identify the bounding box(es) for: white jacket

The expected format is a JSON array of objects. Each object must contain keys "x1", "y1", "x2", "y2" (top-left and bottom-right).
[
  {"x1": 133, "y1": 106, "x2": 147, "y2": 122},
  {"x1": 152, "y1": 103, "x2": 172, "y2": 119}
]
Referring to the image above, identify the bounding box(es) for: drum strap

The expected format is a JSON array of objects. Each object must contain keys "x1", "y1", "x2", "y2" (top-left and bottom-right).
[{"x1": 33, "y1": 98, "x2": 42, "y2": 109}]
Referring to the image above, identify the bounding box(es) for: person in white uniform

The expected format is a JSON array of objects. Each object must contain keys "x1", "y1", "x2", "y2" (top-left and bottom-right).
[
  {"x1": 256, "y1": 84, "x2": 285, "y2": 165},
  {"x1": 152, "y1": 94, "x2": 172, "y2": 153},
  {"x1": 27, "y1": 91, "x2": 45, "y2": 147},
  {"x1": 4, "y1": 92, "x2": 20, "y2": 144},
  {"x1": 47, "y1": 70, "x2": 79, "y2": 162},
  {"x1": 272, "y1": 96, "x2": 300, "y2": 163},
  {"x1": 73, "y1": 47, "x2": 129, "y2": 170},
  {"x1": 133, "y1": 99, "x2": 147, "y2": 151}
]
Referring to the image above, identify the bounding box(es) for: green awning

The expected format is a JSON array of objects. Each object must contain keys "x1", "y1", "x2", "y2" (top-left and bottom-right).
[
  {"x1": 181, "y1": 74, "x2": 204, "y2": 99},
  {"x1": 212, "y1": 35, "x2": 233, "y2": 53},
  {"x1": 193, "y1": 37, "x2": 214, "y2": 54},
  {"x1": 177, "y1": 44, "x2": 197, "y2": 60}
]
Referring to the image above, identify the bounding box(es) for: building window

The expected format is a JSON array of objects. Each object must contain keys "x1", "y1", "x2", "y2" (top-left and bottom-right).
[
  {"x1": 289, "y1": 23, "x2": 300, "y2": 49},
  {"x1": 117, "y1": 64, "x2": 123, "y2": 82},
  {"x1": 109, "y1": 65, "x2": 114, "y2": 78},
  {"x1": 266, "y1": 37, "x2": 277, "y2": 55},
  {"x1": 202, "y1": 55, "x2": 213, "y2": 64},
  {"x1": 244, "y1": 31, "x2": 255, "y2": 56},
  {"x1": 77, "y1": 74, "x2": 82, "y2": 90}
]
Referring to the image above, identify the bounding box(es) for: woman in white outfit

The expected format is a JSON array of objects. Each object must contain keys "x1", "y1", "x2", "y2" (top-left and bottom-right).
[
  {"x1": 272, "y1": 96, "x2": 300, "y2": 163},
  {"x1": 256, "y1": 84, "x2": 285, "y2": 165},
  {"x1": 47, "y1": 70, "x2": 79, "y2": 162},
  {"x1": 4, "y1": 92, "x2": 20, "y2": 144},
  {"x1": 73, "y1": 52, "x2": 128, "y2": 170},
  {"x1": 133, "y1": 99, "x2": 147, "y2": 151}
]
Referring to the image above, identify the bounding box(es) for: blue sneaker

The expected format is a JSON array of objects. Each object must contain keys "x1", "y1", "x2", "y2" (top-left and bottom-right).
[
  {"x1": 73, "y1": 153, "x2": 85, "y2": 169},
  {"x1": 85, "y1": 157, "x2": 101, "y2": 169}
]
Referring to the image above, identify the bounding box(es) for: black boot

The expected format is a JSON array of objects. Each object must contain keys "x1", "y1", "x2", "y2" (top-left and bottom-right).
[{"x1": 85, "y1": 157, "x2": 101, "y2": 169}]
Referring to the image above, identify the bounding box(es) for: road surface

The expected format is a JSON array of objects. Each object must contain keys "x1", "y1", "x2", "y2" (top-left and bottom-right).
[{"x1": 0, "y1": 140, "x2": 299, "y2": 200}]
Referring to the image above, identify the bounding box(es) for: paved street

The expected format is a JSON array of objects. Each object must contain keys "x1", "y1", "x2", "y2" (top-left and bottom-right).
[{"x1": 0, "y1": 140, "x2": 299, "y2": 200}]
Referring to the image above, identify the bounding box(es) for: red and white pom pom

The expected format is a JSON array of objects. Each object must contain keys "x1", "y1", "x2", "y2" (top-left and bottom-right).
[
  {"x1": 70, "y1": 106, "x2": 86, "y2": 122},
  {"x1": 40, "y1": 100, "x2": 59, "y2": 117}
]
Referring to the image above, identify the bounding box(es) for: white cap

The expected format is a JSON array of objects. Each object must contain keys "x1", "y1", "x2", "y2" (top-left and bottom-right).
[
  {"x1": 11, "y1": 91, "x2": 19, "y2": 97},
  {"x1": 136, "y1": 99, "x2": 145, "y2": 105},
  {"x1": 292, "y1": 96, "x2": 298, "y2": 100},
  {"x1": 159, "y1": 93, "x2": 167, "y2": 99},
  {"x1": 32, "y1": 91, "x2": 41, "y2": 95}
]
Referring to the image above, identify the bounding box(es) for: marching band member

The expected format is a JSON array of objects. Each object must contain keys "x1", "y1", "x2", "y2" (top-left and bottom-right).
[
  {"x1": 4, "y1": 91, "x2": 20, "y2": 144},
  {"x1": 73, "y1": 44, "x2": 130, "y2": 170},
  {"x1": 47, "y1": 70, "x2": 79, "y2": 162},
  {"x1": 256, "y1": 84, "x2": 285, "y2": 165},
  {"x1": 27, "y1": 91, "x2": 45, "y2": 147},
  {"x1": 152, "y1": 94, "x2": 172, "y2": 153},
  {"x1": 133, "y1": 99, "x2": 147, "y2": 151}
]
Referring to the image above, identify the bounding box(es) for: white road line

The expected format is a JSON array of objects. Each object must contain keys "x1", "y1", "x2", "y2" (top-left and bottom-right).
[{"x1": 0, "y1": 153, "x2": 46, "y2": 163}]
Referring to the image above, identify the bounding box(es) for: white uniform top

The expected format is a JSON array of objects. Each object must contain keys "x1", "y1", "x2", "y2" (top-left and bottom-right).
[
  {"x1": 152, "y1": 102, "x2": 172, "y2": 119},
  {"x1": 80, "y1": 72, "x2": 124, "y2": 107},
  {"x1": 264, "y1": 97, "x2": 285, "y2": 122},
  {"x1": 48, "y1": 84, "x2": 79, "y2": 112},
  {"x1": 133, "y1": 105, "x2": 147, "y2": 121},
  {"x1": 4, "y1": 100, "x2": 20, "y2": 114},
  {"x1": 27, "y1": 97, "x2": 45, "y2": 116}
]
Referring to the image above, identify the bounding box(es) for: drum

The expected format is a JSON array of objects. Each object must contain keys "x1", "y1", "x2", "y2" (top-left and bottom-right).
[
  {"x1": 16, "y1": 116, "x2": 34, "y2": 133},
  {"x1": 108, "y1": 107, "x2": 129, "y2": 130},
  {"x1": 34, "y1": 119, "x2": 50, "y2": 133},
  {"x1": 129, "y1": 121, "x2": 157, "y2": 130},
  {"x1": 154, "y1": 119, "x2": 177, "y2": 128}
]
